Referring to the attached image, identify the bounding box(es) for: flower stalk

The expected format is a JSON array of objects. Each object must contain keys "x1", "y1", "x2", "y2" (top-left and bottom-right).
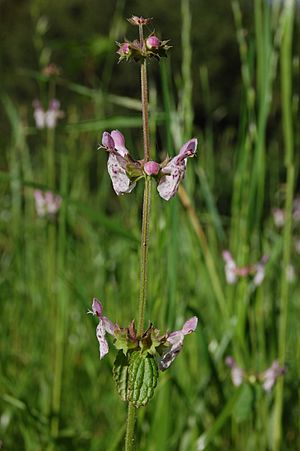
[{"x1": 126, "y1": 21, "x2": 152, "y2": 451}]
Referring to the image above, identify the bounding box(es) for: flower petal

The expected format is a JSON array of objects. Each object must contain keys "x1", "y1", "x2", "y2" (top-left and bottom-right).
[
  {"x1": 157, "y1": 163, "x2": 185, "y2": 201},
  {"x1": 159, "y1": 317, "x2": 198, "y2": 371},
  {"x1": 96, "y1": 321, "x2": 109, "y2": 359},
  {"x1": 91, "y1": 298, "x2": 103, "y2": 317},
  {"x1": 102, "y1": 316, "x2": 116, "y2": 335},
  {"x1": 102, "y1": 131, "x2": 115, "y2": 150},
  {"x1": 107, "y1": 154, "x2": 136, "y2": 195},
  {"x1": 111, "y1": 130, "x2": 128, "y2": 157},
  {"x1": 182, "y1": 316, "x2": 198, "y2": 335},
  {"x1": 178, "y1": 138, "x2": 197, "y2": 160}
]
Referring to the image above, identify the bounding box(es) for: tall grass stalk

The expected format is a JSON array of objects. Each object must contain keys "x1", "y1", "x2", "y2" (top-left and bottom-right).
[{"x1": 273, "y1": 1, "x2": 295, "y2": 449}]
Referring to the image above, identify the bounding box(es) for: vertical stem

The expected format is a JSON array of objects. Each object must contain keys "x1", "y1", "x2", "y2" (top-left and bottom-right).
[
  {"x1": 137, "y1": 176, "x2": 152, "y2": 335},
  {"x1": 125, "y1": 23, "x2": 152, "y2": 451},
  {"x1": 273, "y1": 2, "x2": 295, "y2": 450},
  {"x1": 140, "y1": 25, "x2": 150, "y2": 163},
  {"x1": 125, "y1": 403, "x2": 136, "y2": 451}
]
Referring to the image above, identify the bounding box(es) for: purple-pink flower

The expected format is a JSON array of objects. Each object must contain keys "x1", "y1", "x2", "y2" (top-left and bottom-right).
[
  {"x1": 34, "y1": 190, "x2": 62, "y2": 217},
  {"x1": 159, "y1": 316, "x2": 198, "y2": 370},
  {"x1": 99, "y1": 130, "x2": 197, "y2": 200},
  {"x1": 33, "y1": 99, "x2": 63, "y2": 129},
  {"x1": 100, "y1": 130, "x2": 137, "y2": 195},
  {"x1": 157, "y1": 139, "x2": 197, "y2": 201},
  {"x1": 88, "y1": 298, "x2": 117, "y2": 359}
]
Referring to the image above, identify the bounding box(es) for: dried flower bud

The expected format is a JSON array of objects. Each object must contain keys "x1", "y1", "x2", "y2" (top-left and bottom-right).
[
  {"x1": 42, "y1": 63, "x2": 60, "y2": 77},
  {"x1": 144, "y1": 161, "x2": 160, "y2": 176},
  {"x1": 128, "y1": 16, "x2": 152, "y2": 26},
  {"x1": 146, "y1": 35, "x2": 160, "y2": 50}
]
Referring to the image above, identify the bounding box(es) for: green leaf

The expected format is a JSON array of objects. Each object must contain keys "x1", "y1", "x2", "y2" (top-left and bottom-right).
[
  {"x1": 113, "y1": 351, "x2": 130, "y2": 402},
  {"x1": 112, "y1": 350, "x2": 159, "y2": 408}
]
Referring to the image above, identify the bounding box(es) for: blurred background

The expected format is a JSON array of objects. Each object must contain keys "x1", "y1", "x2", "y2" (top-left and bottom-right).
[{"x1": 0, "y1": 0, "x2": 300, "y2": 450}]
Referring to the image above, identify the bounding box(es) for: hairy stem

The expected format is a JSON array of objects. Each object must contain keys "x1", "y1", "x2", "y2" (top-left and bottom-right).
[
  {"x1": 125, "y1": 403, "x2": 136, "y2": 451},
  {"x1": 125, "y1": 23, "x2": 152, "y2": 451}
]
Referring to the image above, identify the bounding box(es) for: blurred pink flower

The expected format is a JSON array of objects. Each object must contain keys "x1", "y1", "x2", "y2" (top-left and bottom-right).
[
  {"x1": 159, "y1": 316, "x2": 198, "y2": 370},
  {"x1": 261, "y1": 361, "x2": 285, "y2": 392},
  {"x1": 225, "y1": 356, "x2": 244, "y2": 386},
  {"x1": 88, "y1": 298, "x2": 117, "y2": 359},
  {"x1": 222, "y1": 251, "x2": 268, "y2": 286},
  {"x1": 272, "y1": 208, "x2": 285, "y2": 228},
  {"x1": 34, "y1": 190, "x2": 62, "y2": 217},
  {"x1": 33, "y1": 99, "x2": 63, "y2": 129}
]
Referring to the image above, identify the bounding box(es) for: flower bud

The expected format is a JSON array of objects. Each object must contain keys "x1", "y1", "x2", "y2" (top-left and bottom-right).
[
  {"x1": 117, "y1": 42, "x2": 131, "y2": 56},
  {"x1": 146, "y1": 36, "x2": 160, "y2": 50},
  {"x1": 144, "y1": 161, "x2": 160, "y2": 176}
]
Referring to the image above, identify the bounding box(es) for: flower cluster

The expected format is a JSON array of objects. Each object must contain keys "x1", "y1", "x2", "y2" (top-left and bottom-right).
[
  {"x1": 88, "y1": 298, "x2": 198, "y2": 370},
  {"x1": 34, "y1": 190, "x2": 62, "y2": 217},
  {"x1": 225, "y1": 356, "x2": 285, "y2": 392},
  {"x1": 33, "y1": 99, "x2": 64, "y2": 129},
  {"x1": 116, "y1": 16, "x2": 170, "y2": 63},
  {"x1": 222, "y1": 250, "x2": 268, "y2": 286},
  {"x1": 99, "y1": 130, "x2": 197, "y2": 201}
]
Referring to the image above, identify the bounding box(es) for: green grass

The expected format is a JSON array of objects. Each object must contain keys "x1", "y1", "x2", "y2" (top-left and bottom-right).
[{"x1": 1, "y1": 1, "x2": 300, "y2": 450}]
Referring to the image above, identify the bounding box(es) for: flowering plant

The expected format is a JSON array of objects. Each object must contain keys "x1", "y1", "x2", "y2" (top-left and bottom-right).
[{"x1": 89, "y1": 15, "x2": 198, "y2": 450}]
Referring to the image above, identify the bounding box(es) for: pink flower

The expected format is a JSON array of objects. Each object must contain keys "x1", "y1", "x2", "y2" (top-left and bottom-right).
[
  {"x1": 253, "y1": 255, "x2": 268, "y2": 286},
  {"x1": 34, "y1": 190, "x2": 62, "y2": 217},
  {"x1": 100, "y1": 130, "x2": 137, "y2": 195},
  {"x1": 146, "y1": 35, "x2": 160, "y2": 50},
  {"x1": 159, "y1": 316, "x2": 198, "y2": 370},
  {"x1": 272, "y1": 208, "x2": 285, "y2": 228},
  {"x1": 261, "y1": 361, "x2": 285, "y2": 392},
  {"x1": 225, "y1": 356, "x2": 244, "y2": 386},
  {"x1": 157, "y1": 138, "x2": 197, "y2": 201},
  {"x1": 222, "y1": 251, "x2": 238, "y2": 284},
  {"x1": 88, "y1": 298, "x2": 117, "y2": 359},
  {"x1": 33, "y1": 99, "x2": 63, "y2": 129}
]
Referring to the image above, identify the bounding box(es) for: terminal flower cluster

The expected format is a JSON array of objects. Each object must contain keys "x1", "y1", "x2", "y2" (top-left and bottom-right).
[
  {"x1": 88, "y1": 298, "x2": 198, "y2": 371},
  {"x1": 99, "y1": 130, "x2": 197, "y2": 201},
  {"x1": 222, "y1": 250, "x2": 268, "y2": 286},
  {"x1": 225, "y1": 356, "x2": 285, "y2": 392},
  {"x1": 117, "y1": 17, "x2": 170, "y2": 63}
]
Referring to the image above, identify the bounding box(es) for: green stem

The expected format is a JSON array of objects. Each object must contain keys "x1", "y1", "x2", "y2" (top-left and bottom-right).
[
  {"x1": 137, "y1": 176, "x2": 152, "y2": 335},
  {"x1": 273, "y1": 2, "x2": 295, "y2": 450},
  {"x1": 125, "y1": 403, "x2": 136, "y2": 451},
  {"x1": 125, "y1": 23, "x2": 152, "y2": 451}
]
